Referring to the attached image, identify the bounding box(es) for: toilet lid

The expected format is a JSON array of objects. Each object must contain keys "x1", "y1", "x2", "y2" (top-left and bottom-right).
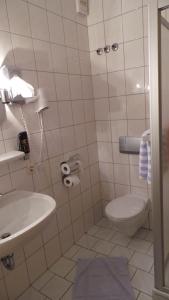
[{"x1": 105, "y1": 194, "x2": 148, "y2": 221}]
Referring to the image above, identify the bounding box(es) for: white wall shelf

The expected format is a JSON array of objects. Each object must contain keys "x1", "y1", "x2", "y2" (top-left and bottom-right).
[{"x1": 0, "y1": 151, "x2": 25, "y2": 164}]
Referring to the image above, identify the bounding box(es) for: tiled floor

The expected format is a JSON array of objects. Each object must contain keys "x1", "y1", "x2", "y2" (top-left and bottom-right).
[{"x1": 18, "y1": 218, "x2": 154, "y2": 300}]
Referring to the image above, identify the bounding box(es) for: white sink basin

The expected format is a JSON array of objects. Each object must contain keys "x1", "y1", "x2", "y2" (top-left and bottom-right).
[{"x1": 0, "y1": 190, "x2": 56, "y2": 257}]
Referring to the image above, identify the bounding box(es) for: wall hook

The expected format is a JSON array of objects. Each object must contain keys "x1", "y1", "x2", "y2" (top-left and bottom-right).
[
  {"x1": 112, "y1": 43, "x2": 119, "y2": 51},
  {"x1": 104, "y1": 45, "x2": 111, "y2": 53},
  {"x1": 96, "y1": 48, "x2": 104, "y2": 55}
]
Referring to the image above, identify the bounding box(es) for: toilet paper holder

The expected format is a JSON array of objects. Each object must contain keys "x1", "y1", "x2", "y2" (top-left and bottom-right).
[{"x1": 60, "y1": 154, "x2": 82, "y2": 188}]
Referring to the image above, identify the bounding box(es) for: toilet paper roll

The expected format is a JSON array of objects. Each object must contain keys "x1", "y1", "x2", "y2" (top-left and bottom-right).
[
  {"x1": 63, "y1": 175, "x2": 80, "y2": 188},
  {"x1": 61, "y1": 161, "x2": 80, "y2": 175}
]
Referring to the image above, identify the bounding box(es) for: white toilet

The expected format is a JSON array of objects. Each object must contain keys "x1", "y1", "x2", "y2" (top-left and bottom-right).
[{"x1": 105, "y1": 193, "x2": 150, "y2": 236}]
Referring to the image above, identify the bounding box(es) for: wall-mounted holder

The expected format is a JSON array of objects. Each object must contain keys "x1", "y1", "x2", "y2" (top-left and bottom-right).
[
  {"x1": 60, "y1": 154, "x2": 82, "y2": 188},
  {"x1": 104, "y1": 45, "x2": 111, "y2": 53},
  {"x1": 112, "y1": 43, "x2": 119, "y2": 51},
  {"x1": 96, "y1": 48, "x2": 104, "y2": 55},
  {"x1": 96, "y1": 43, "x2": 119, "y2": 55}
]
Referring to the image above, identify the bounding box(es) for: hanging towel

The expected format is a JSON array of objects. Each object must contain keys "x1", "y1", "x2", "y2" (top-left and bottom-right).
[{"x1": 139, "y1": 129, "x2": 151, "y2": 184}]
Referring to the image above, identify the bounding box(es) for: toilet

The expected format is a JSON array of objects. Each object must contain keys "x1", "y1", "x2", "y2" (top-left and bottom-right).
[{"x1": 105, "y1": 193, "x2": 150, "y2": 236}]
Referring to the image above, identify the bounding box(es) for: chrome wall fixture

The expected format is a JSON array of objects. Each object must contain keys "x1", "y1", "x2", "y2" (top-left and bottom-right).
[
  {"x1": 104, "y1": 45, "x2": 111, "y2": 53},
  {"x1": 96, "y1": 43, "x2": 119, "y2": 55},
  {"x1": 112, "y1": 43, "x2": 119, "y2": 51},
  {"x1": 96, "y1": 48, "x2": 104, "y2": 55}
]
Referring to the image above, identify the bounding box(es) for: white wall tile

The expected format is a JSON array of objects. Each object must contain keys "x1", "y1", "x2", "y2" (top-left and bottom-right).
[
  {"x1": 128, "y1": 120, "x2": 146, "y2": 136},
  {"x1": 0, "y1": 31, "x2": 14, "y2": 66},
  {"x1": 87, "y1": 0, "x2": 103, "y2": 25},
  {"x1": 122, "y1": 0, "x2": 142, "y2": 13},
  {"x1": 125, "y1": 67, "x2": 145, "y2": 94},
  {"x1": 108, "y1": 71, "x2": 126, "y2": 96},
  {"x1": 110, "y1": 96, "x2": 127, "y2": 120},
  {"x1": 33, "y1": 40, "x2": 52, "y2": 71},
  {"x1": 95, "y1": 99, "x2": 109, "y2": 120},
  {"x1": 72, "y1": 100, "x2": 85, "y2": 124},
  {"x1": 27, "y1": 248, "x2": 47, "y2": 283},
  {"x1": 47, "y1": 12, "x2": 64, "y2": 44},
  {"x1": 90, "y1": 51, "x2": 107, "y2": 75},
  {"x1": 6, "y1": 0, "x2": 31, "y2": 36},
  {"x1": 123, "y1": 9, "x2": 143, "y2": 42},
  {"x1": 107, "y1": 44, "x2": 124, "y2": 72},
  {"x1": 67, "y1": 48, "x2": 80, "y2": 75},
  {"x1": 79, "y1": 51, "x2": 91, "y2": 75},
  {"x1": 46, "y1": 0, "x2": 62, "y2": 15},
  {"x1": 58, "y1": 101, "x2": 73, "y2": 127},
  {"x1": 111, "y1": 120, "x2": 127, "y2": 142},
  {"x1": 127, "y1": 94, "x2": 146, "y2": 119},
  {"x1": 55, "y1": 74, "x2": 70, "y2": 100},
  {"x1": 63, "y1": 19, "x2": 77, "y2": 48},
  {"x1": 77, "y1": 25, "x2": 89, "y2": 51},
  {"x1": 81, "y1": 76, "x2": 93, "y2": 99},
  {"x1": 62, "y1": 0, "x2": 76, "y2": 20},
  {"x1": 98, "y1": 142, "x2": 113, "y2": 162},
  {"x1": 103, "y1": 0, "x2": 121, "y2": 20},
  {"x1": 69, "y1": 75, "x2": 82, "y2": 100},
  {"x1": 88, "y1": 22, "x2": 105, "y2": 51},
  {"x1": 124, "y1": 39, "x2": 144, "y2": 69},
  {"x1": 114, "y1": 164, "x2": 130, "y2": 185},
  {"x1": 105, "y1": 16, "x2": 123, "y2": 44},
  {"x1": 0, "y1": 0, "x2": 9, "y2": 31},
  {"x1": 12, "y1": 35, "x2": 35, "y2": 70},
  {"x1": 61, "y1": 126, "x2": 76, "y2": 152},
  {"x1": 51, "y1": 44, "x2": 67, "y2": 73},
  {"x1": 93, "y1": 74, "x2": 108, "y2": 98},
  {"x1": 29, "y1": 4, "x2": 49, "y2": 41},
  {"x1": 96, "y1": 121, "x2": 111, "y2": 142},
  {"x1": 5, "y1": 263, "x2": 29, "y2": 300}
]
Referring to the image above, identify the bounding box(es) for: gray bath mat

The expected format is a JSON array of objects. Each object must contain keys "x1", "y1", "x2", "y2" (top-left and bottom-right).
[{"x1": 72, "y1": 257, "x2": 135, "y2": 300}]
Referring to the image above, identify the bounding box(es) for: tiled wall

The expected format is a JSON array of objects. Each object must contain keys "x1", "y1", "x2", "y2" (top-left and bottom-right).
[
  {"x1": 0, "y1": 0, "x2": 102, "y2": 299},
  {"x1": 87, "y1": 0, "x2": 151, "y2": 225}
]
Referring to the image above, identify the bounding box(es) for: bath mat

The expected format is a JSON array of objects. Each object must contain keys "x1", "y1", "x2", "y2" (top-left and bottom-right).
[{"x1": 72, "y1": 257, "x2": 135, "y2": 300}]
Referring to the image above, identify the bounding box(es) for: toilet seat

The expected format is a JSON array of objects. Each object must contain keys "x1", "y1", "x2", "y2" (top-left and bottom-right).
[{"x1": 105, "y1": 194, "x2": 148, "y2": 221}]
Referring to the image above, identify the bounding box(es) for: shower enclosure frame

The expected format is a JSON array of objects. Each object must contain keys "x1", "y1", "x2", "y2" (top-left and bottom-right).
[{"x1": 150, "y1": 0, "x2": 169, "y2": 297}]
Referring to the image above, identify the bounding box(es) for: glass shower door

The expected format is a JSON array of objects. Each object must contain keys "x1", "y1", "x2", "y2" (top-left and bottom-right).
[{"x1": 160, "y1": 4, "x2": 169, "y2": 289}]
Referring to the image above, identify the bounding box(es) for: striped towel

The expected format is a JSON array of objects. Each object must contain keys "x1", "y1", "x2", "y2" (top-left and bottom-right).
[{"x1": 139, "y1": 130, "x2": 151, "y2": 184}]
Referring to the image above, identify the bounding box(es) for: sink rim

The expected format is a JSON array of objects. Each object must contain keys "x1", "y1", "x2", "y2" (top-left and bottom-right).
[{"x1": 0, "y1": 190, "x2": 56, "y2": 246}]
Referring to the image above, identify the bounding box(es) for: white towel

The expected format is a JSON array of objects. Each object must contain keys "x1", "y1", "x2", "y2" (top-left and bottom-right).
[{"x1": 139, "y1": 130, "x2": 151, "y2": 184}]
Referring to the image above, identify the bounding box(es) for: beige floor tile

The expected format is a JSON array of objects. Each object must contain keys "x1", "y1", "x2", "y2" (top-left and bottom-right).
[
  {"x1": 87, "y1": 225, "x2": 99, "y2": 236},
  {"x1": 72, "y1": 247, "x2": 96, "y2": 261},
  {"x1": 18, "y1": 287, "x2": 45, "y2": 300},
  {"x1": 128, "y1": 238, "x2": 152, "y2": 254},
  {"x1": 41, "y1": 275, "x2": 71, "y2": 300},
  {"x1": 61, "y1": 286, "x2": 73, "y2": 300},
  {"x1": 131, "y1": 270, "x2": 154, "y2": 296},
  {"x1": 50, "y1": 257, "x2": 75, "y2": 277},
  {"x1": 133, "y1": 288, "x2": 140, "y2": 299},
  {"x1": 94, "y1": 227, "x2": 115, "y2": 241},
  {"x1": 66, "y1": 266, "x2": 76, "y2": 283},
  {"x1": 96, "y1": 218, "x2": 113, "y2": 229},
  {"x1": 128, "y1": 265, "x2": 137, "y2": 280},
  {"x1": 138, "y1": 292, "x2": 152, "y2": 300},
  {"x1": 32, "y1": 271, "x2": 54, "y2": 291},
  {"x1": 110, "y1": 245, "x2": 134, "y2": 260},
  {"x1": 130, "y1": 252, "x2": 153, "y2": 272},
  {"x1": 134, "y1": 229, "x2": 149, "y2": 240},
  {"x1": 76, "y1": 234, "x2": 98, "y2": 249},
  {"x1": 147, "y1": 245, "x2": 153, "y2": 257},
  {"x1": 92, "y1": 240, "x2": 114, "y2": 255},
  {"x1": 111, "y1": 232, "x2": 131, "y2": 246},
  {"x1": 64, "y1": 245, "x2": 80, "y2": 259}
]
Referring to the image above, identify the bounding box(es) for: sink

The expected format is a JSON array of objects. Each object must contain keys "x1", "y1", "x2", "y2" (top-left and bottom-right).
[{"x1": 0, "y1": 190, "x2": 56, "y2": 257}]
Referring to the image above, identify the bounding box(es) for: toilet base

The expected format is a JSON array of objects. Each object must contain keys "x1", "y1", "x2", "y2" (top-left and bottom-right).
[{"x1": 106, "y1": 204, "x2": 150, "y2": 237}]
